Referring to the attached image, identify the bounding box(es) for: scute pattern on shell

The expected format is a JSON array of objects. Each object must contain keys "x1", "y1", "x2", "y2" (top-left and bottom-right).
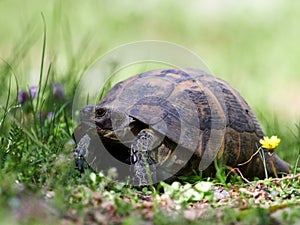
[{"x1": 99, "y1": 68, "x2": 262, "y2": 160}]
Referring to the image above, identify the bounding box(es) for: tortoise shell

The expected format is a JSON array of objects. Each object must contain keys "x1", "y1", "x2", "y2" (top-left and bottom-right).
[{"x1": 73, "y1": 68, "x2": 289, "y2": 182}]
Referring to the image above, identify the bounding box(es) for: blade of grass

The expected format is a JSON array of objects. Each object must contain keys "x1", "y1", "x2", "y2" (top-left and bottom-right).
[
  {"x1": 6, "y1": 112, "x2": 50, "y2": 151},
  {"x1": 289, "y1": 123, "x2": 300, "y2": 174},
  {"x1": 293, "y1": 124, "x2": 300, "y2": 174},
  {"x1": 35, "y1": 12, "x2": 47, "y2": 117},
  {"x1": 0, "y1": 59, "x2": 19, "y2": 131}
]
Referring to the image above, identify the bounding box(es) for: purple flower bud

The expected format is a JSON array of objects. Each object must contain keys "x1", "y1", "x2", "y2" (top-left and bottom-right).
[
  {"x1": 29, "y1": 86, "x2": 38, "y2": 99},
  {"x1": 47, "y1": 112, "x2": 54, "y2": 120},
  {"x1": 18, "y1": 90, "x2": 29, "y2": 103},
  {"x1": 52, "y1": 83, "x2": 64, "y2": 100}
]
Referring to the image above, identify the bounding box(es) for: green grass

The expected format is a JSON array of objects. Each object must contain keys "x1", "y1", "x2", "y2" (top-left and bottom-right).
[{"x1": 0, "y1": 1, "x2": 300, "y2": 224}]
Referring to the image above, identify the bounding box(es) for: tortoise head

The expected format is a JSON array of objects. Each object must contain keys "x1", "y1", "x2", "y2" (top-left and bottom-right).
[{"x1": 79, "y1": 105, "x2": 136, "y2": 143}]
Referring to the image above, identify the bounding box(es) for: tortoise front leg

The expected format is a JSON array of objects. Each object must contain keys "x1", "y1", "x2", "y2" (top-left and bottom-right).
[
  {"x1": 130, "y1": 129, "x2": 160, "y2": 186},
  {"x1": 74, "y1": 134, "x2": 91, "y2": 172}
]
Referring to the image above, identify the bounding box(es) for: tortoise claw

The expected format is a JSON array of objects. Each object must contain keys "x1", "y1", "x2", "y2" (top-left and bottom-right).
[{"x1": 74, "y1": 148, "x2": 85, "y2": 172}]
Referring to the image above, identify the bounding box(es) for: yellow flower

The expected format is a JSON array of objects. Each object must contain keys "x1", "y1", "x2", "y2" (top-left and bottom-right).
[{"x1": 259, "y1": 136, "x2": 281, "y2": 150}]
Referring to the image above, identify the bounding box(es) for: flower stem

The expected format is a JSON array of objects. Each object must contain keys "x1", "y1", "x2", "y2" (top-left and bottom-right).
[
  {"x1": 259, "y1": 148, "x2": 268, "y2": 179},
  {"x1": 269, "y1": 153, "x2": 278, "y2": 178}
]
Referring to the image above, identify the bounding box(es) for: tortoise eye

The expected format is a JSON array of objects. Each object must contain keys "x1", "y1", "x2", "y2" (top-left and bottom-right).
[{"x1": 95, "y1": 108, "x2": 106, "y2": 117}]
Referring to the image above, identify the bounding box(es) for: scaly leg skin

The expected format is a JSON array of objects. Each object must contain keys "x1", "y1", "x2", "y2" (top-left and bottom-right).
[
  {"x1": 130, "y1": 129, "x2": 160, "y2": 187},
  {"x1": 74, "y1": 134, "x2": 91, "y2": 172}
]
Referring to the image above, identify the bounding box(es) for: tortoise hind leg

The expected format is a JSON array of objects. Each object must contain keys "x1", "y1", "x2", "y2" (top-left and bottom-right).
[{"x1": 130, "y1": 129, "x2": 160, "y2": 186}]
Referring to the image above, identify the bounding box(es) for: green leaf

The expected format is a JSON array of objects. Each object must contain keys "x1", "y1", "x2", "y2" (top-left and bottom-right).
[
  {"x1": 194, "y1": 181, "x2": 212, "y2": 193},
  {"x1": 89, "y1": 172, "x2": 97, "y2": 184}
]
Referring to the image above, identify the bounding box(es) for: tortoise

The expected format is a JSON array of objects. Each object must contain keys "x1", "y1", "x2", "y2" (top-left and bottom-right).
[{"x1": 73, "y1": 68, "x2": 290, "y2": 186}]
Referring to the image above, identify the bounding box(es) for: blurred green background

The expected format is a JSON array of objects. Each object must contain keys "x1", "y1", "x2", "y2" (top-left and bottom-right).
[{"x1": 0, "y1": 0, "x2": 299, "y2": 163}]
